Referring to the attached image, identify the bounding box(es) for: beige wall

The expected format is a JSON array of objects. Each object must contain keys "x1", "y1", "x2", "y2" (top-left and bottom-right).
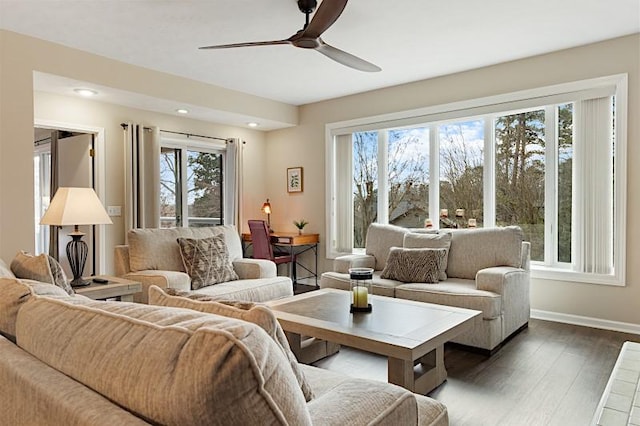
[
  {"x1": 265, "y1": 34, "x2": 640, "y2": 326},
  {"x1": 0, "y1": 30, "x2": 287, "y2": 270}
]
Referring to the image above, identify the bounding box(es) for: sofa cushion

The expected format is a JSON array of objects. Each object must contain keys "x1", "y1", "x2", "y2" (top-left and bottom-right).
[
  {"x1": 177, "y1": 235, "x2": 239, "y2": 289},
  {"x1": 445, "y1": 226, "x2": 524, "y2": 280},
  {"x1": 395, "y1": 280, "x2": 501, "y2": 320},
  {"x1": 365, "y1": 223, "x2": 410, "y2": 271},
  {"x1": 149, "y1": 285, "x2": 313, "y2": 401},
  {"x1": 403, "y1": 232, "x2": 452, "y2": 280},
  {"x1": 320, "y1": 271, "x2": 400, "y2": 298},
  {"x1": 380, "y1": 247, "x2": 446, "y2": 283},
  {"x1": 127, "y1": 225, "x2": 242, "y2": 273},
  {"x1": 0, "y1": 278, "x2": 79, "y2": 341},
  {"x1": 16, "y1": 296, "x2": 313, "y2": 426},
  {"x1": 10, "y1": 251, "x2": 73, "y2": 295}
]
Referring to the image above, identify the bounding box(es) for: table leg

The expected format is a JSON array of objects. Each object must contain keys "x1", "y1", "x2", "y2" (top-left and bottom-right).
[
  {"x1": 387, "y1": 346, "x2": 447, "y2": 394},
  {"x1": 119, "y1": 294, "x2": 135, "y2": 302}
]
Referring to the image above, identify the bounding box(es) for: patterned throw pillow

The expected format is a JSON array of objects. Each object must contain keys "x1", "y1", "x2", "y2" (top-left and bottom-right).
[
  {"x1": 150, "y1": 285, "x2": 314, "y2": 402},
  {"x1": 403, "y1": 232, "x2": 452, "y2": 280},
  {"x1": 10, "y1": 251, "x2": 74, "y2": 295},
  {"x1": 380, "y1": 247, "x2": 447, "y2": 283},
  {"x1": 177, "y1": 235, "x2": 239, "y2": 290}
]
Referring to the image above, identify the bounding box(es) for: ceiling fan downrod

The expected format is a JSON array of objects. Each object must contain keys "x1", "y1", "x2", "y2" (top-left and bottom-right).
[{"x1": 298, "y1": 0, "x2": 317, "y2": 29}]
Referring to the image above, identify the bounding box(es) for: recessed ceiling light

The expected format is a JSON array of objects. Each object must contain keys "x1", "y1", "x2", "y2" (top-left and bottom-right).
[
  {"x1": 247, "y1": 122, "x2": 259, "y2": 128},
  {"x1": 176, "y1": 108, "x2": 189, "y2": 114},
  {"x1": 74, "y1": 88, "x2": 98, "y2": 97}
]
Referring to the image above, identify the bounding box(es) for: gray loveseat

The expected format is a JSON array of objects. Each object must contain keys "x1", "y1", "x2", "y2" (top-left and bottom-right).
[
  {"x1": 321, "y1": 224, "x2": 531, "y2": 352},
  {"x1": 0, "y1": 266, "x2": 449, "y2": 425},
  {"x1": 115, "y1": 225, "x2": 293, "y2": 303}
]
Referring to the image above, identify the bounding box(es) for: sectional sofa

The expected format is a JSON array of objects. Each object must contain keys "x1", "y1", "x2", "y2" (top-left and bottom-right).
[{"x1": 321, "y1": 224, "x2": 531, "y2": 352}]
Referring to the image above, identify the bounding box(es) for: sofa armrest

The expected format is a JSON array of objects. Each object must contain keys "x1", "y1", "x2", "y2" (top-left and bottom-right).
[
  {"x1": 333, "y1": 254, "x2": 376, "y2": 274},
  {"x1": 114, "y1": 245, "x2": 130, "y2": 275},
  {"x1": 232, "y1": 258, "x2": 277, "y2": 279},
  {"x1": 121, "y1": 270, "x2": 191, "y2": 304},
  {"x1": 476, "y1": 266, "x2": 530, "y2": 338},
  {"x1": 476, "y1": 267, "x2": 528, "y2": 295}
]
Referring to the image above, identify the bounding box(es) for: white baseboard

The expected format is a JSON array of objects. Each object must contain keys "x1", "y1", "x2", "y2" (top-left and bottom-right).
[{"x1": 531, "y1": 309, "x2": 640, "y2": 335}]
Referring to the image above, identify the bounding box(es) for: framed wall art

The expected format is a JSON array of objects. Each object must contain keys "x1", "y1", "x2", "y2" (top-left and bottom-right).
[{"x1": 287, "y1": 167, "x2": 303, "y2": 193}]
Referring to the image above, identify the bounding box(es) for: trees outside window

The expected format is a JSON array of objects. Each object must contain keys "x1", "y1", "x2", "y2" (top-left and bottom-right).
[{"x1": 159, "y1": 145, "x2": 223, "y2": 228}]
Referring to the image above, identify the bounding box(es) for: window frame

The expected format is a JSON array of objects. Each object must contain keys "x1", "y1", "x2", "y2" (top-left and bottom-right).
[
  {"x1": 325, "y1": 74, "x2": 627, "y2": 286},
  {"x1": 159, "y1": 136, "x2": 227, "y2": 228}
]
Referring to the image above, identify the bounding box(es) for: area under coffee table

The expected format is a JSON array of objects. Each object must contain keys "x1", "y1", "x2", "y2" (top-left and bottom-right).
[{"x1": 267, "y1": 288, "x2": 481, "y2": 394}]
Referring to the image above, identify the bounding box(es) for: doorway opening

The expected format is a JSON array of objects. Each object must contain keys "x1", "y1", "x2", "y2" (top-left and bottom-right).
[{"x1": 34, "y1": 126, "x2": 100, "y2": 278}]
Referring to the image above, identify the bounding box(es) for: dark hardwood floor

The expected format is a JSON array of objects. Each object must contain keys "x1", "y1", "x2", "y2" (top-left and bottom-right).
[{"x1": 313, "y1": 319, "x2": 640, "y2": 426}]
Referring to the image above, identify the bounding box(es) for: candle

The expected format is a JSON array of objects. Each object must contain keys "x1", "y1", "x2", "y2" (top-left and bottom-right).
[
  {"x1": 424, "y1": 218, "x2": 433, "y2": 228},
  {"x1": 456, "y1": 208, "x2": 465, "y2": 217},
  {"x1": 468, "y1": 218, "x2": 477, "y2": 227},
  {"x1": 440, "y1": 209, "x2": 448, "y2": 218},
  {"x1": 353, "y1": 286, "x2": 369, "y2": 308}
]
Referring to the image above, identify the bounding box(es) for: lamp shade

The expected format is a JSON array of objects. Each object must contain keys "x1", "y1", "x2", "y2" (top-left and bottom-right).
[
  {"x1": 261, "y1": 199, "x2": 272, "y2": 215},
  {"x1": 40, "y1": 187, "x2": 112, "y2": 226}
]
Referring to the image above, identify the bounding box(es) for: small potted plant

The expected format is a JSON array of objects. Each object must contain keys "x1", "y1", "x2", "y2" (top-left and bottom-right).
[{"x1": 293, "y1": 219, "x2": 309, "y2": 235}]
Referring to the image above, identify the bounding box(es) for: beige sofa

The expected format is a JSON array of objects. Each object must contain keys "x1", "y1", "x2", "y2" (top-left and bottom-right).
[
  {"x1": 115, "y1": 225, "x2": 293, "y2": 303},
  {"x1": 321, "y1": 224, "x2": 531, "y2": 353},
  {"x1": 0, "y1": 271, "x2": 449, "y2": 425}
]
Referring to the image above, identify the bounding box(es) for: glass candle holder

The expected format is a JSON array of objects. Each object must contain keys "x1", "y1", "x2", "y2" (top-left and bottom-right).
[{"x1": 349, "y1": 267, "x2": 373, "y2": 313}]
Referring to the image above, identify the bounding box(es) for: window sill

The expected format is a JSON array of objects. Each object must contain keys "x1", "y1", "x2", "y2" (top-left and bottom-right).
[{"x1": 531, "y1": 264, "x2": 624, "y2": 287}]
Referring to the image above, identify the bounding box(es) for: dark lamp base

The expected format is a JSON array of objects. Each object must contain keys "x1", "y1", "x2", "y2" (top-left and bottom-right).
[
  {"x1": 350, "y1": 304, "x2": 372, "y2": 313},
  {"x1": 70, "y1": 278, "x2": 91, "y2": 288}
]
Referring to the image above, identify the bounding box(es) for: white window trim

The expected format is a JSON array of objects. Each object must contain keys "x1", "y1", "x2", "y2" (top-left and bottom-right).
[{"x1": 325, "y1": 74, "x2": 627, "y2": 286}]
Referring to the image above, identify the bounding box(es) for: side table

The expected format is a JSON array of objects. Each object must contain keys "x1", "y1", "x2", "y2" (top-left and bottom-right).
[{"x1": 74, "y1": 276, "x2": 142, "y2": 302}]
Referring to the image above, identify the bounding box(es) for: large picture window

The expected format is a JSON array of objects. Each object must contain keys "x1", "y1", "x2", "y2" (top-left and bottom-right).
[
  {"x1": 327, "y1": 75, "x2": 627, "y2": 285},
  {"x1": 160, "y1": 141, "x2": 225, "y2": 228}
]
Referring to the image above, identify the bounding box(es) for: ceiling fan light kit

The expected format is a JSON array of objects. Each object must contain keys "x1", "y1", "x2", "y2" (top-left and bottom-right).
[{"x1": 200, "y1": 0, "x2": 380, "y2": 72}]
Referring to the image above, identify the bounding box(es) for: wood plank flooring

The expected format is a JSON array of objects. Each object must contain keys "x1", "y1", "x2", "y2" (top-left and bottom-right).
[{"x1": 312, "y1": 319, "x2": 640, "y2": 426}]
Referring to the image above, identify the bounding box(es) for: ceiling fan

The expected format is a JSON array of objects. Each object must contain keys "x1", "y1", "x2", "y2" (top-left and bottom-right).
[{"x1": 199, "y1": 0, "x2": 381, "y2": 72}]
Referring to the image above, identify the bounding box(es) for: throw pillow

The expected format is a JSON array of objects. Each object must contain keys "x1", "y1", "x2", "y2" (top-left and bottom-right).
[
  {"x1": 403, "y1": 232, "x2": 452, "y2": 280},
  {"x1": 177, "y1": 235, "x2": 238, "y2": 290},
  {"x1": 10, "y1": 251, "x2": 74, "y2": 295},
  {"x1": 380, "y1": 247, "x2": 447, "y2": 283},
  {"x1": 0, "y1": 277, "x2": 75, "y2": 341},
  {"x1": 150, "y1": 285, "x2": 314, "y2": 402}
]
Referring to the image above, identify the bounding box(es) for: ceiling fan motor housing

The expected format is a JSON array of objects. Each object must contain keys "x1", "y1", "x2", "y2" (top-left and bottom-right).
[{"x1": 298, "y1": 0, "x2": 318, "y2": 14}]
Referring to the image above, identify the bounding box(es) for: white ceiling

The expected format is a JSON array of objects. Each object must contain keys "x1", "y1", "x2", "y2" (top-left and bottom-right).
[{"x1": 1, "y1": 0, "x2": 638, "y2": 118}]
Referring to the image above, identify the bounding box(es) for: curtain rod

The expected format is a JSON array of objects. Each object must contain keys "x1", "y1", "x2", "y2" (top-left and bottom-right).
[{"x1": 120, "y1": 123, "x2": 234, "y2": 143}]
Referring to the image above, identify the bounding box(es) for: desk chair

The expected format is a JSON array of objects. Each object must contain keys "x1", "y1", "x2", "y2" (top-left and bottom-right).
[{"x1": 248, "y1": 220, "x2": 297, "y2": 283}]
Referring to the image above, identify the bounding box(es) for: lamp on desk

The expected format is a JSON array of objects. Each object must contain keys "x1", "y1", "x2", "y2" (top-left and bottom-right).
[
  {"x1": 40, "y1": 187, "x2": 112, "y2": 287},
  {"x1": 261, "y1": 198, "x2": 273, "y2": 233}
]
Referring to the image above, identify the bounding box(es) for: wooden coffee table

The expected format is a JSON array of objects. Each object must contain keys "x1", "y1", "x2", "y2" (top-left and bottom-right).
[{"x1": 268, "y1": 288, "x2": 481, "y2": 394}]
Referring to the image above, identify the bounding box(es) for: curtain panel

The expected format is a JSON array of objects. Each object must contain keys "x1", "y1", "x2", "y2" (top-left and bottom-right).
[
  {"x1": 224, "y1": 138, "x2": 243, "y2": 228},
  {"x1": 124, "y1": 123, "x2": 160, "y2": 238}
]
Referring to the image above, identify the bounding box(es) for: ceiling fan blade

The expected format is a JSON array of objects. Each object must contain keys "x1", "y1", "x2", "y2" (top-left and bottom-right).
[
  {"x1": 199, "y1": 40, "x2": 290, "y2": 50},
  {"x1": 316, "y1": 42, "x2": 381, "y2": 72},
  {"x1": 303, "y1": 0, "x2": 348, "y2": 38}
]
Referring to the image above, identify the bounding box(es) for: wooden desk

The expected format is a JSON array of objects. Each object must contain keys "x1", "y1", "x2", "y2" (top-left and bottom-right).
[{"x1": 242, "y1": 232, "x2": 320, "y2": 286}]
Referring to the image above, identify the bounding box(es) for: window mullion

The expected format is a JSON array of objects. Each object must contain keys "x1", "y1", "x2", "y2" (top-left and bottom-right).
[
  {"x1": 180, "y1": 148, "x2": 189, "y2": 228},
  {"x1": 429, "y1": 126, "x2": 439, "y2": 224},
  {"x1": 483, "y1": 116, "x2": 495, "y2": 227},
  {"x1": 545, "y1": 105, "x2": 558, "y2": 266},
  {"x1": 378, "y1": 130, "x2": 389, "y2": 224}
]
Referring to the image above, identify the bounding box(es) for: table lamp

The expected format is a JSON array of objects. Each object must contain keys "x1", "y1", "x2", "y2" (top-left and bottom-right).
[
  {"x1": 261, "y1": 198, "x2": 273, "y2": 233},
  {"x1": 40, "y1": 187, "x2": 112, "y2": 287}
]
